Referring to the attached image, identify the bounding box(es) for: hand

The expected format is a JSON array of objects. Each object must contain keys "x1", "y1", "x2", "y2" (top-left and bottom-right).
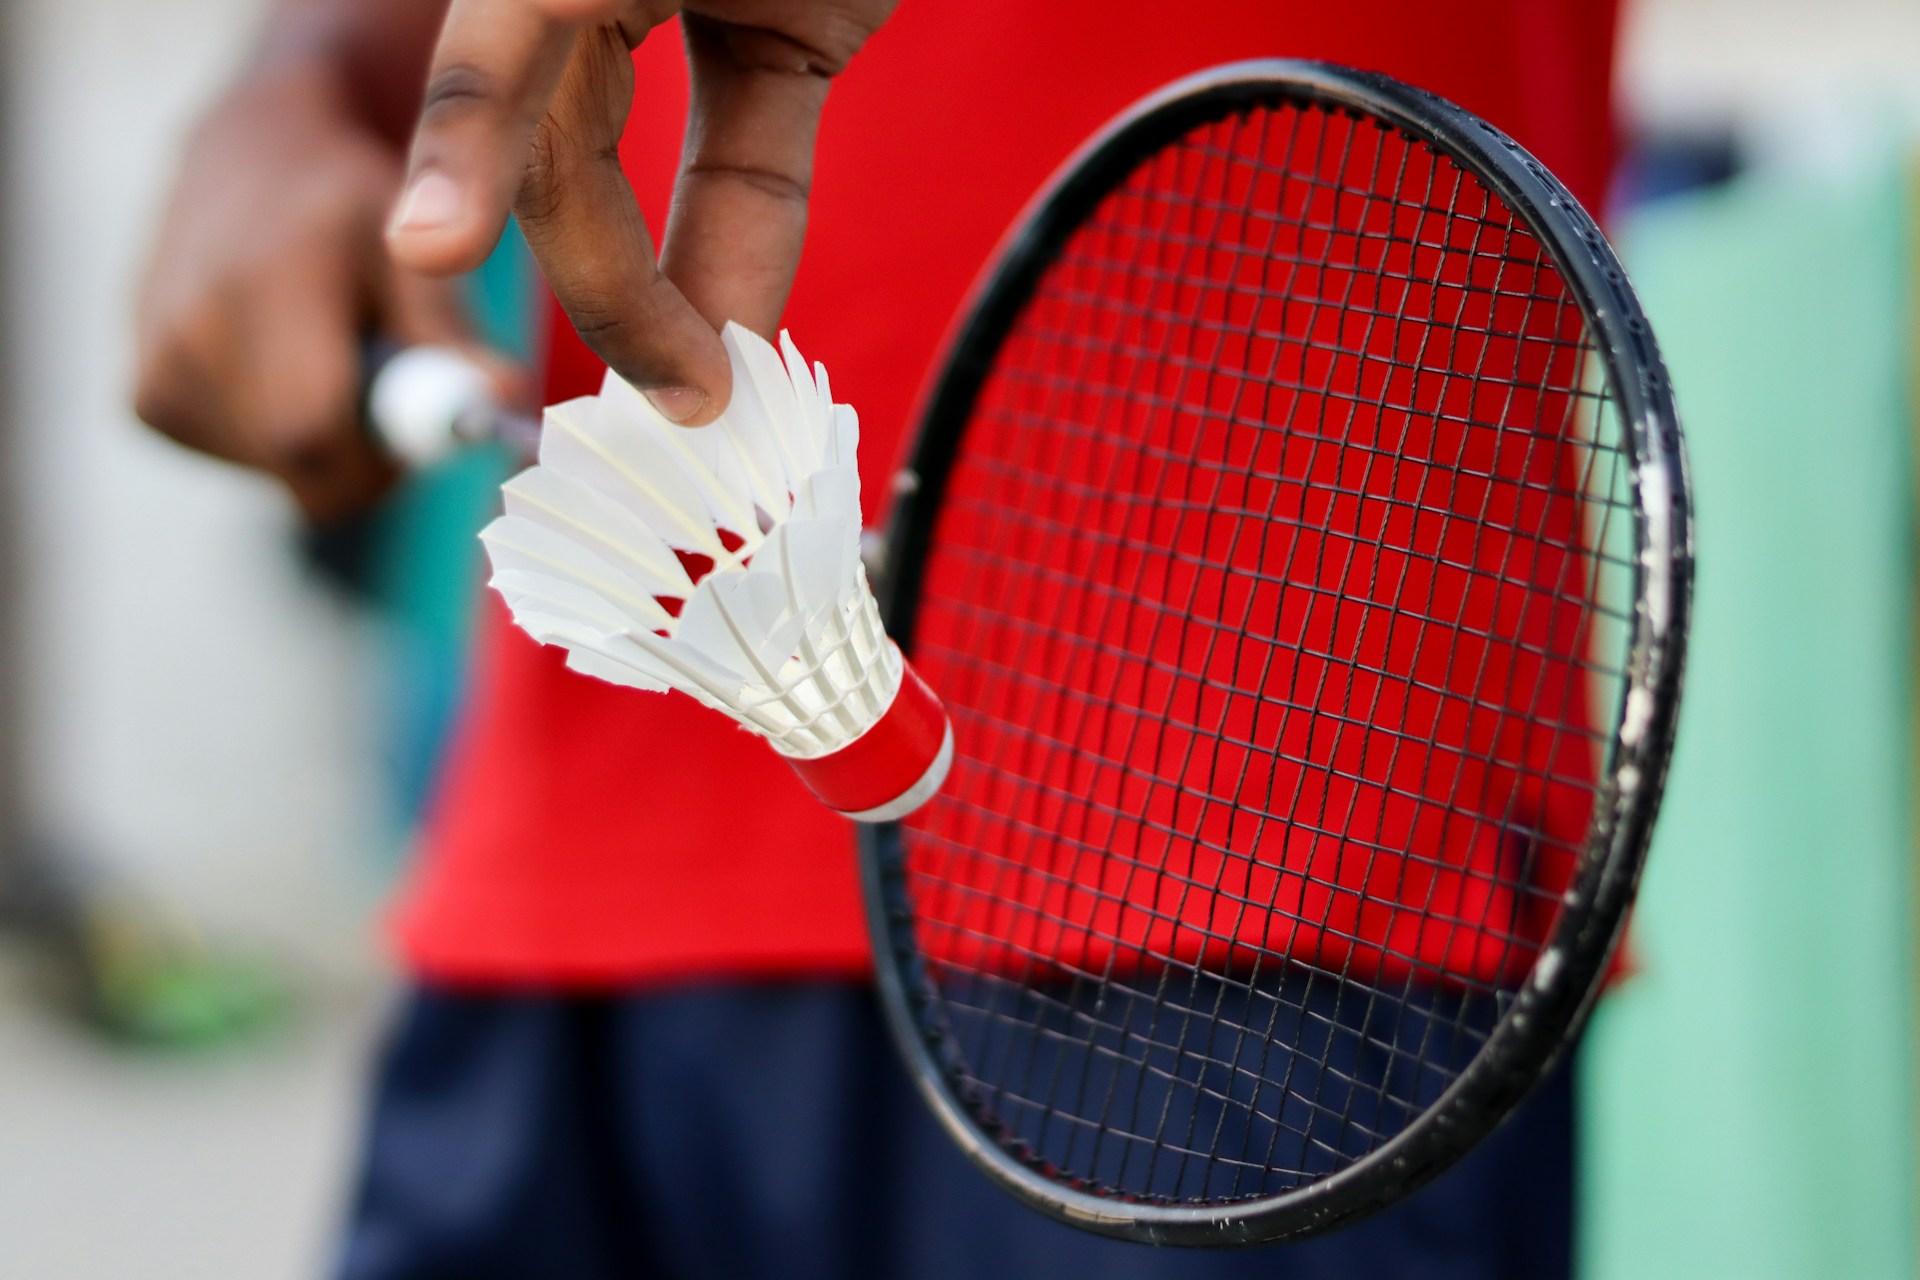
[
  {"x1": 135, "y1": 57, "x2": 520, "y2": 522},
  {"x1": 385, "y1": 0, "x2": 897, "y2": 426}
]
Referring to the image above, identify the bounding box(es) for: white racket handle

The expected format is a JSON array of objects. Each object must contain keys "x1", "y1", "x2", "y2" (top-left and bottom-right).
[{"x1": 365, "y1": 343, "x2": 540, "y2": 467}]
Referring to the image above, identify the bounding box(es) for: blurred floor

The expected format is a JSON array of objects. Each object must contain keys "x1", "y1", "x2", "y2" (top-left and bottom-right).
[{"x1": 0, "y1": 960, "x2": 386, "y2": 1280}]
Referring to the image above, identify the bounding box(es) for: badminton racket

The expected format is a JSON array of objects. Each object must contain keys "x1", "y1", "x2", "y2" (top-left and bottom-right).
[{"x1": 859, "y1": 60, "x2": 1691, "y2": 1245}]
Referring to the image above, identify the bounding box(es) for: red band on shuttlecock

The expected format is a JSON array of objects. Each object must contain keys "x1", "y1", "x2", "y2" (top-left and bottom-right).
[{"x1": 786, "y1": 659, "x2": 952, "y2": 823}]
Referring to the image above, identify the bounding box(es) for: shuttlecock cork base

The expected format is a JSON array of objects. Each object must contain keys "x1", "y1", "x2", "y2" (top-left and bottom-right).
[
  {"x1": 480, "y1": 324, "x2": 951, "y2": 823},
  {"x1": 785, "y1": 659, "x2": 953, "y2": 821}
]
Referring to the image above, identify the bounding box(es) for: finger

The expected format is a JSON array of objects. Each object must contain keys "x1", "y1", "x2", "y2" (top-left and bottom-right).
[
  {"x1": 133, "y1": 293, "x2": 236, "y2": 462},
  {"x1": 387, "y1": 0, "x2": 622, "y2": 278},
  {"x1": 236, "y1": 262, "x2": 399, "y2": 522},
  {"x1": 379, "y1": 264, "x2": 475, "y2": 347},
  {"x1": 661, "y1": 14, "x2": 835, "y2": 338},
  {"x1": 517, "y1": 23, "x2": 731, "y2": 424},
  {"x1": 136, "y1": 265, "x2": 395, "y2": 521}
]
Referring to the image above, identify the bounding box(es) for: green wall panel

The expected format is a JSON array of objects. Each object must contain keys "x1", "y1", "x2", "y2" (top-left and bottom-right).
[{"x1": 1581, "y1": 156, "x2": 1915, "y2": 1280}]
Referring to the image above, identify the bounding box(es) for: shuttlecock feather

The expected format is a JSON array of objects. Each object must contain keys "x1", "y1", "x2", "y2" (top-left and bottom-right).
[{"x1": 480, "y1": 324, "x2": 951, "y2": 819}]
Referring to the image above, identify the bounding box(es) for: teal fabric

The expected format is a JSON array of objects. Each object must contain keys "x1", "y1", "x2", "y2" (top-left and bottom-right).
[
  {"x1": 367, "y1": 223, "x2": 534, "y2": 837},
  {"x1": 1579, "y1": 157, "x2": 1916, "y2": 1278}
]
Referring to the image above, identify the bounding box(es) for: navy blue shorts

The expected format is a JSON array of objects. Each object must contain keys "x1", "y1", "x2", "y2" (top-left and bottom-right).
[{"x1": 335, "y1": 981, "x2": 1573, "y2": 1279}]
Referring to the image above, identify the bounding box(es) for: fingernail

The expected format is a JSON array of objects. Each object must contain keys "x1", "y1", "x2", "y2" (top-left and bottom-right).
[
  {"x1": 644, "y1": 386, "x2": 708, "y2": 424},
  {"x1": 389, "y1": 170, "x2": 462, "y2": 235}
]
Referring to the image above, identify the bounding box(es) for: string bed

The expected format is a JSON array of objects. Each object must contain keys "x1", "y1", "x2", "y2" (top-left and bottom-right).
[{"x1": 896, "y1": 99, "x2": 1635, "y2": 1204}]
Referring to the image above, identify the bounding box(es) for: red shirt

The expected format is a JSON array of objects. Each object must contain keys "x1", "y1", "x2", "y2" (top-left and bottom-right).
[{"x1": 395, "y1": 0, "x2": 1620, "y2": 986}]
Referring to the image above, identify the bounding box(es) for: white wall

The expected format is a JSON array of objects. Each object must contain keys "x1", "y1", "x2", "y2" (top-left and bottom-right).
[{"x1": 1623, "y1": 0, "x2": 1920, "y2": 129}]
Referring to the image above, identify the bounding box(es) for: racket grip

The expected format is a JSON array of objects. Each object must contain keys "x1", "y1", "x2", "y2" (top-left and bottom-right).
[
  {"x1": 362, "y1": 340, "x2": 540, "y2": 466},
  {"x1": 784, "y1": 658, "x2": 953, "y2": 823}
]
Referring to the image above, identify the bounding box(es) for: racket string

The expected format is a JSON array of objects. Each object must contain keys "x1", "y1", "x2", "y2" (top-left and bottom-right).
[{"x1": 980, "y1": 124, "x2": 1247, "y2": 1182}]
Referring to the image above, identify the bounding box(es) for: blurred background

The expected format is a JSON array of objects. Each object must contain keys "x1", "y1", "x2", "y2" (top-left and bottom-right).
[{"x1": 1, "y1": 0, "x2": 1918, "y2": 1276}]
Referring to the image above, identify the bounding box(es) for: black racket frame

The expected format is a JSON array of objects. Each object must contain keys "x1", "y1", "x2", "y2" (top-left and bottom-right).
[{"x1": 858, "y1": 60, "x2": 1692, "y2": 1246}]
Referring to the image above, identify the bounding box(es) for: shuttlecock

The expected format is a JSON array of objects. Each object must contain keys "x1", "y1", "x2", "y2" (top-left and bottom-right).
[{"x1": 479, "y1": 323, "x2": 952, "y2": 822}]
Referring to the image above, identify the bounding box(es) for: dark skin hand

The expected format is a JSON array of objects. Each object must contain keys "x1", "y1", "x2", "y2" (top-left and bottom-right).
[
  {"x1": 135, "y1": 1, "x2": 498, "y2": 523},
  {"x1": 135, "y1": 0, "x2": 896, "y2": 521}
]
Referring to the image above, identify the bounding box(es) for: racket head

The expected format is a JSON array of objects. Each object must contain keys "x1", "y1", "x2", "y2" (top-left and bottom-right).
[{"x1": 861, "y1": 60, "x2": 1690, "y2": 1245}]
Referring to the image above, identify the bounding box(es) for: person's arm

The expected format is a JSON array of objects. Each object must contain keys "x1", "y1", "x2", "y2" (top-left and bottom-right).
[{"x1": 134, "y1": 0, "x2": 515, "y2": 522}]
